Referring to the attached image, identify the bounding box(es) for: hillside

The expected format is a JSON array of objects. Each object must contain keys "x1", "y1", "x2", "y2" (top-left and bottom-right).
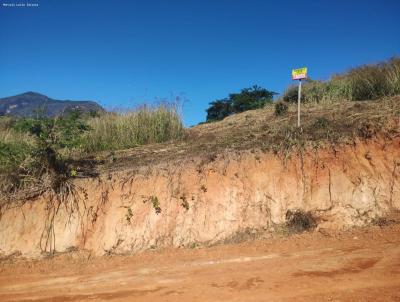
[
  {"x1": 96, "y1": 95, "x2": 400, "y2": 173},
  {"x1": 0, "y1": 92, "x2": 104, "y2": 117},
  {"x1": 0, "y1": 94, "x2": 399, "y2": 257},
  {"x1": 0, "y1": 93, "x2": 399, "y2": 302}
]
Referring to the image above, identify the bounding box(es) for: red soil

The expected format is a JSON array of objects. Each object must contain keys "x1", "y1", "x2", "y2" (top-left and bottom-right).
[{"x1": 1, "y1": 224, "x2": 399, "y2": 302}]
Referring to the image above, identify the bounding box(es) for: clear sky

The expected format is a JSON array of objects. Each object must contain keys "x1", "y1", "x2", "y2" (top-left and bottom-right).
[{"x1": 1, "y1": 0, "x2": 399, "y2": 126}]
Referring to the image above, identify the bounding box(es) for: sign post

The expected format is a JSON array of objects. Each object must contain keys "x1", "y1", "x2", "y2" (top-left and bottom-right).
[
  {"x1": 291, "y1": 67, "x2": 308, "y2": 127},
  {"x1": 297, "y1": 79, "x2": 302, "y2": 127}
]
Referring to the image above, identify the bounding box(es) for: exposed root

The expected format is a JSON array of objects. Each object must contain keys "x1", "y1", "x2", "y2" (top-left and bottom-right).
[{"x1": 38, "y1": 179, "x2": 88, "y2": 254}]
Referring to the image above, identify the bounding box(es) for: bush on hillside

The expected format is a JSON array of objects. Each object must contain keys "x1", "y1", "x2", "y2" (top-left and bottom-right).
[
  {"x1": 274, "y1": 100, "x2": 288, "y2": 116},
  {"x1": 206, "y1": 85, "x2": 276, "y2": 122},
  {"x1": 205, "y1": 99, "x2": 231, "y2": 122},
  {"x1": 230, "y1": 86, "x2": 276, "y2": 113}
]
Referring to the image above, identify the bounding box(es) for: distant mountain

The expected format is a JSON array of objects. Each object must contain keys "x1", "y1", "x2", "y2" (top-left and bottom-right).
[{"x1": 0, "y1": 92, "x2": 104, "y2": 117}]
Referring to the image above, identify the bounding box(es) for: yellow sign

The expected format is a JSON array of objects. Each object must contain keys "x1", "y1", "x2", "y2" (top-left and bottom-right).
[{"x1": 292, "y1": 67, "x2": 308, "y2": 80}]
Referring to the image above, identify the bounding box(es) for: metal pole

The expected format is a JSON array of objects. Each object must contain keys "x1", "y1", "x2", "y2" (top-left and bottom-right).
[{"x1": 297, "y1": 79, "x2": 302, "y2": 127}]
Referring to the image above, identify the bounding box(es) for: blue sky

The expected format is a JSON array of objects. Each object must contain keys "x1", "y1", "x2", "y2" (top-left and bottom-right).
[{"x1": 0, "y1": 0, "x2": 399, "y2": 126}]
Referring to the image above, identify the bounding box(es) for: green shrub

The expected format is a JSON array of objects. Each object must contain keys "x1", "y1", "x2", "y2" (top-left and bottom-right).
[
  {"x1": 0, "y1": 112, "x2": 91, "y2": 198},
  {"x1": 274, "y1": 101, "x2": 288, "y2": 116},
  {"x1": 206, "y1": 99, "x2": 232, "y2": 122},
  {"x1": 230, "y1": 86, "x2": 275, "y2": 113},
  {"x1": 0, "y1": 141, "x2": 34, "y2": 174},
  {"x1": 12, "y1": 112, "x2": 90, "y2": 150}
]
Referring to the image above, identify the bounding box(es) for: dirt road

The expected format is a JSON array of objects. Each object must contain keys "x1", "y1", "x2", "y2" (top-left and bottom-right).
[{"x1": 1, "y1": 225, "x2": 400, "y2": 302}]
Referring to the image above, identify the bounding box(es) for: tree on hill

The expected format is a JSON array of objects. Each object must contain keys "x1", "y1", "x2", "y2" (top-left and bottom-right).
[
  {"x1": 205, "y1": 99, "x2": 231, "y2": 122},
  {"x1": 206, "y1": 85, "x2": 276, "y2": 122}
]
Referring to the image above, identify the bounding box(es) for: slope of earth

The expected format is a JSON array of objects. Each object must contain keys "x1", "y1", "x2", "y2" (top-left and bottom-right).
[
  {"x1": 0, "y1": 96, "x2": 399, "y2": 258},
  {"x1": 0, "y1": 224, "x2": 399, "y2": 302},
  {"x1": 96, "y1": 96, "x2": 400, "y2": 172}
]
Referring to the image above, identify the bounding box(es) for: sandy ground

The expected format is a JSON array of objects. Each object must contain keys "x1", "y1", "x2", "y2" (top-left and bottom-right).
[{"x1": 0, "y1": 225, "x2": 399, "y2": 302}]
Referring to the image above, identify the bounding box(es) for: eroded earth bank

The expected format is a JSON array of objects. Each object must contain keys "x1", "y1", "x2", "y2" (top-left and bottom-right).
[{"x1": 0, "y1": 137, "x2": 399, "y2": 258}]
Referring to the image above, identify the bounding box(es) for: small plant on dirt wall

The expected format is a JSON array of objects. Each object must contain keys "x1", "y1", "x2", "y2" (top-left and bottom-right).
[
  {"x1": 180, "y1": 195, "x2": 189, "y2": 210},
  {"x1": 357, "y1": 121, "x2": 377, "y2": 139},
  {"x1": 142, "y1": 195, "x2": 162, "y2": 214},
  {"x1": 151, "y1": 196, "x2": 161, "y2": 214},
  {"x1": 125, "y1": 207, "x2": 133, "y2": 224},
  {"x1": 285, "y1": 209, "x2": 317, "y2": 234}
]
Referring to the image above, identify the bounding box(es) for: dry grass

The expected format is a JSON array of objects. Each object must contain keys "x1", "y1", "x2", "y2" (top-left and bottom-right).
[
  {"x1": 192, "y1": 96, "x2": 399, "y2": 153},
  {"x1": 82, "y1": 104, "x2": 184, "y2": 152},
  {"x1": 0, "y1": 118, "x2": 36, "y2": 183},
  {"x1": 282, "y1": 57, "x2": 400, "y2": 103},
  {"x1": 0, "y1": 117, "x2": 35, "y2": 145},
  {"x1": 98, "y1": 95, "x2": 400, "y2": 173}
]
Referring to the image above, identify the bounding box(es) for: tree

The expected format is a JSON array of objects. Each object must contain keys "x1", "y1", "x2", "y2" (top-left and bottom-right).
[
  {"x1": 230, "y1": 85, "x2": 276, "y2": 113},
  {"x1": 206, "y1": 99, "x2": 231, "y2": 122},
  {"x1": 205, "y1": 85, "x2": 276, "y2": 122}
]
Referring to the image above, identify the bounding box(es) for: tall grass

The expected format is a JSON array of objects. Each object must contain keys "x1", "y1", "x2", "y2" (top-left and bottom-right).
[
  {"x1": 0, "y1": 102, "x2": 184, "y2": 160},
  {"x1": 0, "y1": 121, "x2": 36, "y2": 193},
  {"x1": 82, "y1": 103, "x2": 184, "y2": 152},
  {"x1": 282, "y1": 57, "x2": 400, "y2": 103},
  {"x1": 0, "y1": 117, "x2": 36, "y2": 171},
  {"x1": 0, "y1": 136, "x2": 34, "y2": 173}
]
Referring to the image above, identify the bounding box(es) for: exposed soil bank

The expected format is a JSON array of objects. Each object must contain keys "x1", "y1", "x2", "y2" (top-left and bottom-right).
[{"x1": 0, "y1": 137, "x2": 399, "y2": 258}]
